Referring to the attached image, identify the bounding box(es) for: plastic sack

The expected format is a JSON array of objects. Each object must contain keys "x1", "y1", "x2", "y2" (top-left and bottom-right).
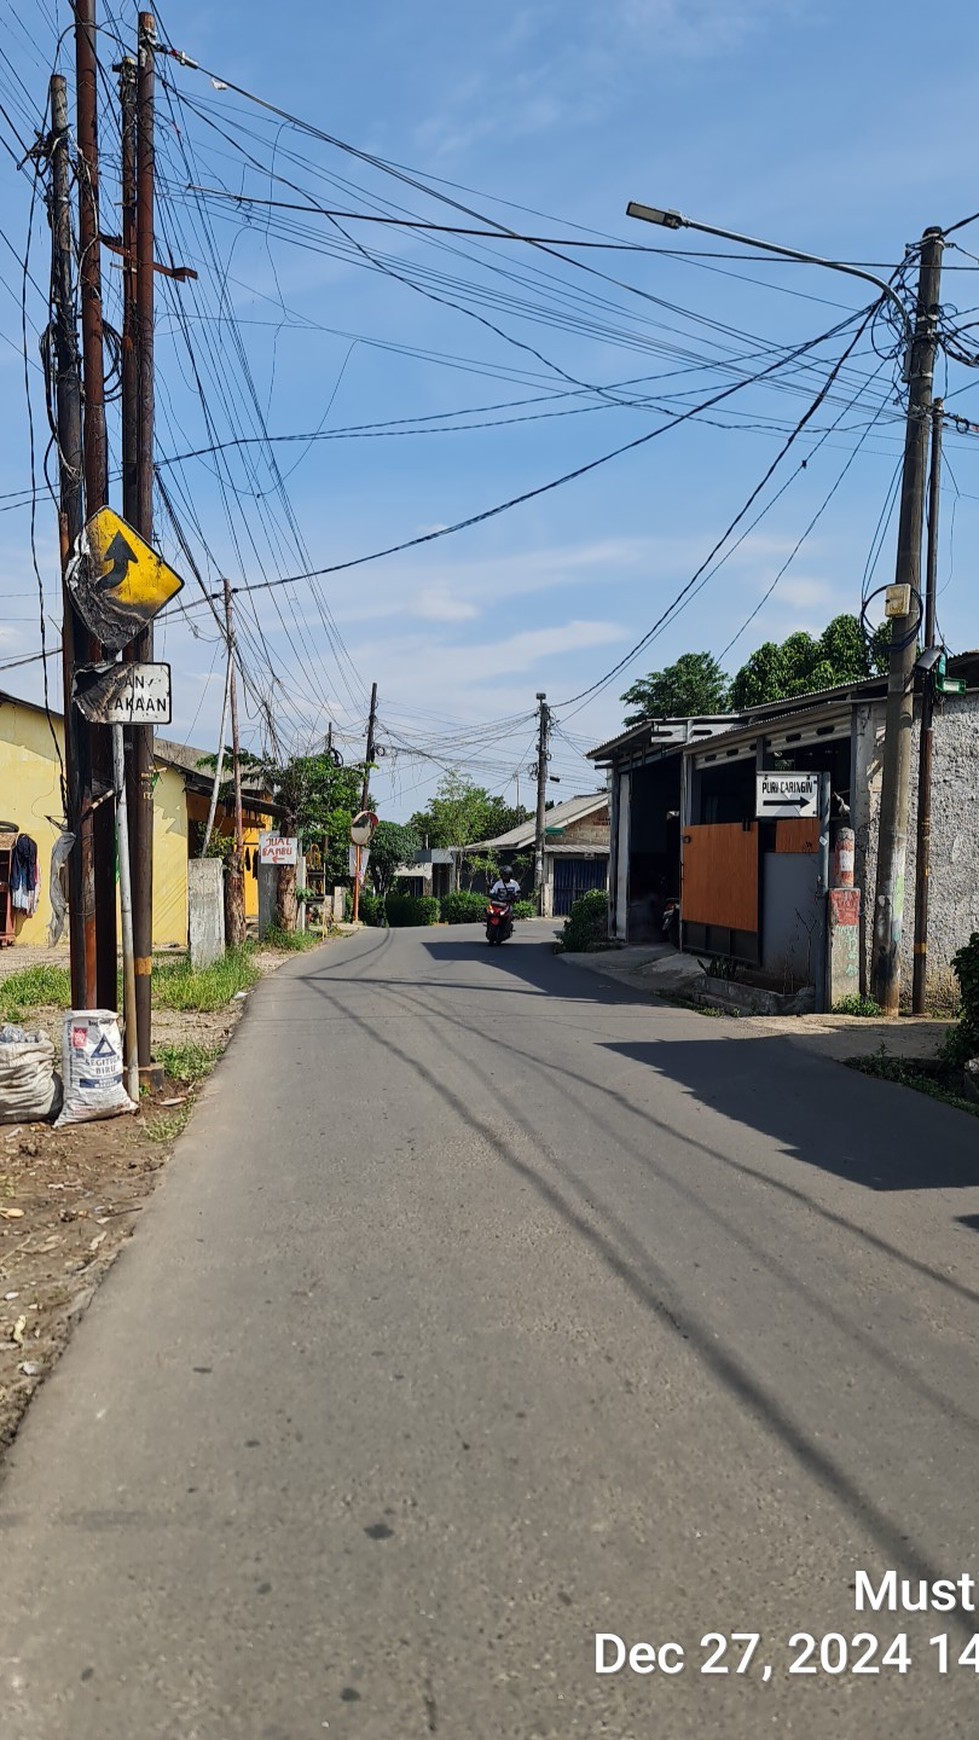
[
  {"x1": 0, "y1": 1023, "x2": 61, "y2": 1123},
  {"x1": 47, "y1": 831, "x2": 75, "y2": 947},
  {"x1": 54, "y1": 1009, "x2": 136, "y2": 1128}
]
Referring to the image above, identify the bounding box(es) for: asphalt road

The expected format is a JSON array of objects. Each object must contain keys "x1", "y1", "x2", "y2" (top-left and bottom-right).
[{"x1": 4, "y1": 923, "x2": 979, "y2": 1740}]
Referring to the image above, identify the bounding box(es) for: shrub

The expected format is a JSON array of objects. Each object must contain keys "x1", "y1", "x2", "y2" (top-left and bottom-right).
[
  {"x1": 441, "y1": 890, "x2": 488, "y2": 924},
  {"x1": 357, "y1": 892, "x2": 386, "y2": 927},
  {"x1": 832, "y1": 994, "x2": 883, "y2": 1017},
  {"x1": 384, "y1": 893, "x2": 440, "y2": 927},
  {"x1": 946, "y1": 933, "x2": 979, "y2": 1065},
  {"x1": 561, "y1": 889, "x2": 610, "y2": 953},
  {"x1": 512, "y1": 900, "x2": 536, "y2": 920}
]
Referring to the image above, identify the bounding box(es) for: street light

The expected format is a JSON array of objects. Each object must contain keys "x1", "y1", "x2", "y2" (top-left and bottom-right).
[
  {"x1": 626, "y1": 199, "x2": 942, "y2": 1017},
  {"x1": 625, "y1": 201, "x2": 913, "y2": 346}
]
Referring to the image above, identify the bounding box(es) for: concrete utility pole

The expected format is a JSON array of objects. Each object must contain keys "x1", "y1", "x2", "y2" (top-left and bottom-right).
[
  {"x1": 911, "y1": 399, "x2": 944, "y2": 1015},
  {"x1": 75, "y1": 0, "x2": 118, "y2": 1010},
  {"x1": 352, "y1": 683, "x2": 378, "y2": 924},
  {"x1": 534, "y1": 692, "x2": 549, "y2": 917},
  {"x1": 49, "y1": 73, "x2": 97, "y2": 1009},
  {"x1": 224, "y1": 578, "x2": 246, "y2": 948},
  {"x1": 871, "y1": 229, "x2": 944, "y2": 1015}
]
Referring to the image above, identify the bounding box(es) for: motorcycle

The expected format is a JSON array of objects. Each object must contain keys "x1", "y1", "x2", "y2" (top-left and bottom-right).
[{"x1": 485, "y1": 898, "x2": 514, "y2": 945}]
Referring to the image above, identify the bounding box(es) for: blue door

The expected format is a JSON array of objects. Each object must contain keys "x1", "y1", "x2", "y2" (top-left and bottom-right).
[{"x1": 553, "y1": 856, "x2": 607, "y2": 917}]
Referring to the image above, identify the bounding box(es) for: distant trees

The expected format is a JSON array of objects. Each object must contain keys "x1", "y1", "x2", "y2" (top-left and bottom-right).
[
  {"x1": 620, "y1": 652, "x2": 728, "y2": 726},
  {"x1": 621, "y1": 614, "x2": 891, "y2": 725}
]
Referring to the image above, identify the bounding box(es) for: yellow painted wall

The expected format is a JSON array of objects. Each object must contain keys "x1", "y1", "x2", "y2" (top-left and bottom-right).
[
  {"x1": 183, "y1": 792, "x2": 273, "y2": 920},
  {"x1": 0, "y1": 698, "x2": 190, "y2": 950}
]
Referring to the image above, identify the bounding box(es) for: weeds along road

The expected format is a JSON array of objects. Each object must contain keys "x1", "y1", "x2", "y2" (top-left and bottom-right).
[{"x1": 3, "y1": 922, "x2": 979, "y2": 1739}]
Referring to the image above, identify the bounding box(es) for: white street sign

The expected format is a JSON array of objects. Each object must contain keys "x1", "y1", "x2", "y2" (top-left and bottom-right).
[
  {"x1": 73, "y1": 661, "x2": 172, "y2": 724},
  {"x1": 756, "y1": 773, "x2": 819, "y2": 820},
  {"x1": 259, "y1": 833, "x2": 298, "y2": 866}
]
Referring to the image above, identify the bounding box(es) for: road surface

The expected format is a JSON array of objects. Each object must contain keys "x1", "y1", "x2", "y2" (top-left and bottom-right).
[{"x1": 3, "y1": 923, "x2": 979, "y2": 1739}]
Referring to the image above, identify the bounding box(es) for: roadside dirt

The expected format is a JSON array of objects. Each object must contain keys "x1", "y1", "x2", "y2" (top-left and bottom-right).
[{"x1": 0, "y1": 945, "x2": 311, "y2": 1457}]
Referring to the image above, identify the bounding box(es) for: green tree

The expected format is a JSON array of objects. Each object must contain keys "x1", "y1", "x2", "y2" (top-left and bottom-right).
[
  {"x1": 818, "y1": 613, "x2": 872, "y2": 682},
  {"x1": 368, "y1": 821, "x2": 420, "y2": 897},
  {"x1": 781, "y1": 631, "x2": 819, "y2": 695},
  {"x1": 620, "y1": 651, "x2": 728, "y2": 726},
  {"x1": 200, "y1": 748, "x2": 366, "y2": 930},
  {"x1": 728, "y1": 642, "x2": 787, "y2": 710},
  {"x1": 409, "y1": 774, "x2": 529, "y2": 851}
]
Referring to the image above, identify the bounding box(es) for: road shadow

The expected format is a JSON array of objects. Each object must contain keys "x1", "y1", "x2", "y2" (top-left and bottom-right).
[
  {"x1": 418, "y1": 928, "x2": 660, "y2": 1009},
  {"x1": 602, "y1": 1036, "x2": 979, "y2": 1192}
]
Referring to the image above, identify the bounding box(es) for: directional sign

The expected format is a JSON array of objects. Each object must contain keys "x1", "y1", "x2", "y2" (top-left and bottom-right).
[
  {"x1": 68, "y1": 507, "x2": 185, "y2": 652},
  {"x1": 756, "y1": 773, "x2": 819, "y2": 820},
  {"x1": 72, "y1": 662, "x2": 172, "y2": 725},
  {"x1": 259, "y1": 833, "x2": 298, "y2": 866}
]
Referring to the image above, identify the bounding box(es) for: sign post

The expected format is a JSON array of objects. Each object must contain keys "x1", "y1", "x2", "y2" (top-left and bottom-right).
[
  {"x1": 72, "y1": 661, "x2": 171, "y2": 725},
  {"x1": 755, "y1": 773, "x2": 819, "y2": 820},
  {"x1": 67, "y1": 506, "x2": 184, "y2": 651},
  {"x1": 258, "y1": 833, "x2": 299, "y2": 867}
]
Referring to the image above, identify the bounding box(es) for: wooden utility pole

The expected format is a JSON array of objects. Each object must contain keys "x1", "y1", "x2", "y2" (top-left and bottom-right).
[
  {"x1": 49, "y1": 73, "x2": 97, "y2": 1008},
  {"x1": 911, "y1": 399, "x2": 944, "y2": 1015},
  {"x1": 75, "y1": 0, "x2": 117, "y2": 1010},
  {"x1": 871, "y1": 228, "x2": 944, "y2": 1015},
  {"x1": 125, "y1": 12, "x2": 158, "y2": 1066},
  {"x1": 534, "y1": 692, "x2": 549, "y2": 916},
  {"x1": 351, "y1": 683, "x2": 378, "y2": 923},
  {"x1": 224, "y1": 578, "x2": 246, "y2": 947}
]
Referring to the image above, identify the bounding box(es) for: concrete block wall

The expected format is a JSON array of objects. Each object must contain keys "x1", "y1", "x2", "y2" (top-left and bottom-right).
[{"x1": 854, "y1": 693, "x2": 979, "y2": 1004}]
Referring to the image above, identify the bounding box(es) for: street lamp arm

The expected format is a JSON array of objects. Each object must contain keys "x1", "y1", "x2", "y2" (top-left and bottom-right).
[{"x1": 626, "y1": 202, "x2": 913, "y2": 345}]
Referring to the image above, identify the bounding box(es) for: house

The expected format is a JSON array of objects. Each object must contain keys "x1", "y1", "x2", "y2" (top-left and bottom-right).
[
  {"x1": 0, "y1": 690, "x2": 274, "y2": 950},
  {"x1": 468, "y1": 792, "x2": 611, "y2": 918},
  {"x1": 590, "y1": 654, "x2": 979, "y2": 1004},
  {"x1": 395, "y1": 848, "x2": 457, "y2": 901}
]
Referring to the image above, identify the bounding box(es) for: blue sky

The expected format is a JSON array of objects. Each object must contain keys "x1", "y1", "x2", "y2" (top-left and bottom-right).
[{"x1": 1, "y1": 0, "x2": 979, "y2": 817}]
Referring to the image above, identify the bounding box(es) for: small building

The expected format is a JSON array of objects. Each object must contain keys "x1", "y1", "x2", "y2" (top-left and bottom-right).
[
  {"x1": 0, "y1": 689, "x2": 274, "y2": 950},
  {"x1": 590, "y1": 655, "x2": 979, "y2": 1005},
  {"x1": 395, "y1": 849, "x2": 457, "y2": 901},
  {"x1": 468, "y1": 792, "x2": 611, "y2": 918}
]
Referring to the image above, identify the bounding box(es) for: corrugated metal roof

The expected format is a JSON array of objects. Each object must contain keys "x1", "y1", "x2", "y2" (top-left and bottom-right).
[{"x1": 468, "y1": 790, "x2": 609, "y2": 851}]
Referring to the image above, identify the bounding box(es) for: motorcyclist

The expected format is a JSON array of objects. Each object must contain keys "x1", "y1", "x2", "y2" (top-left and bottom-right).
[{"x1": 489, "y1": 866, "x2": 520, "y2": 903}]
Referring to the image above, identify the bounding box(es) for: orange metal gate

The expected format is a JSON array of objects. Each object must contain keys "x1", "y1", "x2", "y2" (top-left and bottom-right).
[{"x1": 681, "y1": 822, "x2": 759, "y2": 959}]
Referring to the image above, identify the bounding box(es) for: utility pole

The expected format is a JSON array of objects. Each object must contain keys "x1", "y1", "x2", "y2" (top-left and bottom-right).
[
  {"x1": 223, "y1": 578, "x2": 246, "y2": 947},
  {"x1": 534, "y1": 692, "x2": 549, "y2": 917},
  {"x1": 49, "y1": 73, "x2": 97, "y2": 1008},
  {"x1": 871, "y1": 228, "x2": 944, "y2": 1016},
  {"x1": 130, "y1": 10, "x2": 157, "y2": 1062},
  {"x1": 75, "y1": 0, "x2": 117, "y2": 1010},
  {"x1": 911, "y1": 399, "x2": 944, "y2": 1015},
  {"x1": 351, "y1": 682, "x2": 377, "y2": 924}
]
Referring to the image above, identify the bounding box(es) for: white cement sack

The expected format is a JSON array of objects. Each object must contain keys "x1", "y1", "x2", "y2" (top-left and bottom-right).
[
  {"x1": 54, "y1": 1009, "x2": 136, "y2": 1127},
  {"x1": 0, "y1": 1023, "x2": 60, "y2": 1123}
]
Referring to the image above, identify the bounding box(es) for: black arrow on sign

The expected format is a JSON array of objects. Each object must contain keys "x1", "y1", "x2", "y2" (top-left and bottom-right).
[
  {"x1": 95, "y1": 530, "x2": 137, "y2": 593},
  {"x1": 760, "y1": 793, "x2": 813, "y2": 810}
]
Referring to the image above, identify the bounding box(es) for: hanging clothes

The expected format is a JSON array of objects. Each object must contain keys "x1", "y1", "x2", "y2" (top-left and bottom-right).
[{"x1": 11, "y1": 834, "x2": 39, "y2": 916}]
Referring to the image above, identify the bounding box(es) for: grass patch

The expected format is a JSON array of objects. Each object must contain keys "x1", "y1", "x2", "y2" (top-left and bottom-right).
[
  {"x1": 156, "y1": 1041, "x2": 222, "y2": 1085},
  {"x1": 833, "y1": 994, "x2": 883, "y2": 1017},
  {"x1": 0, "y1": 964, "x2": 71, "y2": 1023},
  {"x1": 846, "y1": 1050, "x2": 979, "y2": 1119},
  {"x1": 263, "y1": 925, "x2": 323, "y2": 953},
  {"x1": 145, "y1": 1105, "x2": 193, "y2": 1144},
  {"x1": 152, "y1": 946, "x2": 260, "y2": 1013}
]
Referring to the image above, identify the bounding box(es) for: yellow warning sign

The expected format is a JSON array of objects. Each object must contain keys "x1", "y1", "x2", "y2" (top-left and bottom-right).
[{"x1": 68, "y1": 507, "x2": 185, "y2": 652}]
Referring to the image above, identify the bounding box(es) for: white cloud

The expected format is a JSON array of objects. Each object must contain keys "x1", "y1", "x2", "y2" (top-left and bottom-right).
[
  {"x1": 774, "y1": 576, "x2": 835, "y2": 608},
  {"x1": 412, "y1": 587, "x2": 479, "y2": 622}
]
